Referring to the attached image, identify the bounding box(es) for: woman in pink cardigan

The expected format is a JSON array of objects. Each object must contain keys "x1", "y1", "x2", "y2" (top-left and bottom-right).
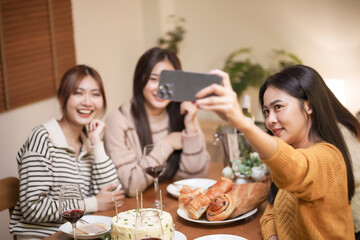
[{"x1": 104, "y1": 47, "x2": 210, "y2": 197}]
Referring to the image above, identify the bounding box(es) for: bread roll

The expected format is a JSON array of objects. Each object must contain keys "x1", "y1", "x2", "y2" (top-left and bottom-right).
[
  {"x1": 186, "y1": 194, "x2": 211, "y2": 220},
  {"x1": 206, "y1": 194, "x2": 235, "y2": 221},
  {"x1": 205, "y1": 177, "x2": 233, "y2": 201},
  {"x1": 179, "y1": 186, "x2": 206, "y2": 210},
  {"x1": 228, "y1": 182, "x2": 268, "y2": 218}
]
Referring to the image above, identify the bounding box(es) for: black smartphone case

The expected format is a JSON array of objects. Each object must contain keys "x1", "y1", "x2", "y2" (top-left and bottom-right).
[{"x1": 157, "y1": 70, "x2": 222, "y2": 102}]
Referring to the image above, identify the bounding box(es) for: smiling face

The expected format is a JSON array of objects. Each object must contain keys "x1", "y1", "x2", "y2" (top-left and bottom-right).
[
  {"x1": 143, "y1": 60, "x2": 174, "y2": 116},
  {"x1": 63, "y1": 76, "x2": 104, "y2": 128},
  {"x1": 262, "y1": 86, "x2": 313, "y2": 148}
]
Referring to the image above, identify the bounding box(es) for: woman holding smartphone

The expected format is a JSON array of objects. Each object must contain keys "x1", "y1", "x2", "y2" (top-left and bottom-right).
[
  {"x1": 104, "y1": 47, "x2": 210, "y2": 197},
  {"x1": 195, "y1": 65, "x2": 355, "y2": 239},
  {"x1": 10, "y1": 65, "x2": 125, "y2": 239}
]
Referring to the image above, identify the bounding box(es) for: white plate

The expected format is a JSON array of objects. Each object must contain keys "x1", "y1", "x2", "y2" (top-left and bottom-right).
[
  {"x1": 175, "y1": 230, "x2": 187, "y2": 240},
  {"x1": 194, "y1": 234, "x2": 247, "y2": 240},
  {"x1": 167, "y1": 178, "x2": 217, "y2": 198},
  {"x1": 59, "y1": 215, "x2": 111, "y2": 239},
  {"x1": 177, "y1": 208, "x2": 257, "y2": 225}
]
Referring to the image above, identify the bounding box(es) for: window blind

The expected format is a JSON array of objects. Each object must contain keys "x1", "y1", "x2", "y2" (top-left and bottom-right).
[{"x1": 0, "y1": 0, "x2": 75, "y2": 112}]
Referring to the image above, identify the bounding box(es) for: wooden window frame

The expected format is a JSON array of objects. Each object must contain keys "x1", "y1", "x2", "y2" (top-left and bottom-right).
[{"x1": 0, "y1": 0, "x2": 76, "y2": 113}]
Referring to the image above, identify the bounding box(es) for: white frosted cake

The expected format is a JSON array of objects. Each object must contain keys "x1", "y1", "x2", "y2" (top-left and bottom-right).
[{"x1": 110, "y1": 208, "x2": 175, "y2": 240}]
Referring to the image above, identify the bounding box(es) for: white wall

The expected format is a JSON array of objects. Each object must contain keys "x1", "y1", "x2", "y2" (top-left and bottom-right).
[
  {"x1": 1, "y1": 0, "x2": 359, "y2": 237},
  {"x1": 173, "y1": 0, "x2": 360, "y2": 119}
]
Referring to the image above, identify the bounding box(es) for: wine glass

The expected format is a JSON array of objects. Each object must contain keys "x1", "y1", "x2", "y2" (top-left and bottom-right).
[
  {"x1": 134, "y1": 209, "x2": 164, "y2": 240},
  {"x1": 143, "y1": 144, "x2": 166, "y2": 209},
  {"x1": 59, "y1": 184, "x2": 86, "y2": 240}
]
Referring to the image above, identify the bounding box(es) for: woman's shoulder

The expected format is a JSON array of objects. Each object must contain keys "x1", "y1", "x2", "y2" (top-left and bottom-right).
[
  {"x1": 308, "y1": 142, "x2": 344, "y2": 163},
  {"x1": 18, "y1": 122, "x2": 51, "y2": 159},
  {"x1": 311, "y1": 141, "x2": 340, "y2": 152},
  {"x1": 29, "y1": 121, "x2": 51, "y2": 142},
  {"x1": 105, "y1": 101, "x2": 134, "y2": 128}
]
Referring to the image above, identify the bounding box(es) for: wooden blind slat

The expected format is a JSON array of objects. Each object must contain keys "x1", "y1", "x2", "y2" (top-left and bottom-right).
[
  {"x1": 52, "y1": 0, "x2": 75, "y2": 87},
  {"x1": 0, "y1": 64, "x2": 5, "y2": 111},
  {"x1": 7, "y1": 63, "x2": 53, "y2": 82},
  {"x1": 6, "y1": 49, "x2": 53, "y2": 65},
  {"x1": 0, "y1": 0, "x2": 75, "y2": 112}
]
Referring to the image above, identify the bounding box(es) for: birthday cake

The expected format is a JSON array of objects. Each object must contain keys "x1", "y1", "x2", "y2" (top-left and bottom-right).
[{"x1": 110, "y1": 208, "x2": 175, "y2": 240}]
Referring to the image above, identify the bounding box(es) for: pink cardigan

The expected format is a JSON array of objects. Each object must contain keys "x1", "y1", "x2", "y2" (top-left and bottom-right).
[{"x1": 104, "y1": 101, "x2": 210, "y2": 197}]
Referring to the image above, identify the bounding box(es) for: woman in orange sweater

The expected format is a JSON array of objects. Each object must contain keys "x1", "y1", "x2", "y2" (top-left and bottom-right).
[{"x1": 195, "y1": 65, "x2": 355, "y2": 239}]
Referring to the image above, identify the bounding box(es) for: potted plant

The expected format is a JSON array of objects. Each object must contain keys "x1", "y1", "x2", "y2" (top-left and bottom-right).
[
  {"x1": 222, "y1": 48, "x2": 303, "y2": 98},
  {"x1": 157, "y1": 15, "x2": 186, "y2": 54}
]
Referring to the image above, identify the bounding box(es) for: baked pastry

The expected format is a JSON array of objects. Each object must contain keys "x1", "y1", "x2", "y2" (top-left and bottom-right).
[
  {"x1": 186, "y1": 194, "x2": 211, "y2": 220},
  {"x1": 205, "y1": 177, "x2": 233, "y2": 200},
  {"x1": 206, "y1": 194, "x2": 236, "y2": 221},
  {"x1": 179, "y1": 186, "x2": 206, "y2": 210},
  {"x1": 228, "y1": 182, "x2": 268, "y2": 218}
]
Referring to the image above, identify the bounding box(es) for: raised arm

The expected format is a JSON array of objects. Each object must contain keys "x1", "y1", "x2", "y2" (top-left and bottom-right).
[{"x1": 195, "y1": 70, "x2": 278, "y2": 160}]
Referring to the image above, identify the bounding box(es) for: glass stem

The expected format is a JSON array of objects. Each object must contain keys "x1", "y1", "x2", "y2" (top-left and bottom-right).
[
  {"x1": 72, "y1": 222, "x2": 77, "y2": 240},
  {"x1": 154, "y1": 177, "x2": 160, "y2": 208}
]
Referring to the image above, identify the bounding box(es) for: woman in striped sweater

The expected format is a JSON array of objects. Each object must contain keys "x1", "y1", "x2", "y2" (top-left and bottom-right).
[{"x1": 9, "y1": 65, "x2": 125, "y2": 239}]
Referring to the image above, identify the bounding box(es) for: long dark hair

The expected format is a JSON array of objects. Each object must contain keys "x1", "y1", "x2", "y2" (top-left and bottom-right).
[
  {"x1": 131, "y1": 47, "x2": 184, "y2": 179},
  {"x1": 259, "y1": 64, "x2": 355, "y2": 203}
]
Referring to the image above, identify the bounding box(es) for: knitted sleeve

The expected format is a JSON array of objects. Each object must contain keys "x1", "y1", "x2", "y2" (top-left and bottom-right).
[
  {"x1": 262, "y1": 137, "x2": 346, "y2": 201},
  {"x1": 90, "y1": 141, "x2": 120, "y2": 193},
  {"x1": 260, "y1": 203, "x2": 277, "y2": 240},
  {"x1": 177, "y1": 126, "x2": 210, "y2": 178},
  {"x1": 16, "y1": 127, "x2": 62, "y2": 223}
]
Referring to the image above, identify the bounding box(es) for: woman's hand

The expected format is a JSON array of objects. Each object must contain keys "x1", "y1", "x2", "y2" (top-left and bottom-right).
[
  {"x1": 180, "y1": 101, "x2": 198, "y2": 134},
  {"x1": 267, "y1": 235, "x2": 279, "y2": 240},
  {"x1": 96, "y1": 182, "x2": 125, "y2": 211},
  {"x1": 196, "y1": 70, "x2": 277, "y2": 160},
  {"x1": 87, "y1": 119, "x2": 106, "y2": 146},
  {"x1": 195, "y1": 70, "x2": 248, "y2": 131}
]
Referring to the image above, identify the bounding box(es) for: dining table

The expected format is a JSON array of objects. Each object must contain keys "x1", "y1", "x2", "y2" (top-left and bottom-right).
[{"x1": 44, "y1": 161, "x2": 266, "y2": 240}]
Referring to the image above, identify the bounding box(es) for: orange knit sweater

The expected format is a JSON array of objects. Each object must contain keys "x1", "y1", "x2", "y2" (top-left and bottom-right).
[{"x1": 260, "y1": 138, "x2": 354, "y2": 240}]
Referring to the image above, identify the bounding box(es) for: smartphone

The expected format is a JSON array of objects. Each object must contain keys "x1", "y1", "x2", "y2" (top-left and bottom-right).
[{"x1": 157, "y1": 70, "x2": 222, "y2": 102}]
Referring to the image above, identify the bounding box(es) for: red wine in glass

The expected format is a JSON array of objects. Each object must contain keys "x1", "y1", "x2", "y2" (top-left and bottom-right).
[
  {"x1": 61, "y1": 209, "x2": 84, "y2": 224},
  {"x1": 145, "y1": 166, "x2": 166, "y2": 178},
  {"x1": 143, "y1": 144, "x2": 166, "y2": 209},
  {"x1": 59, "y1": 184, "x2": 86, "y2": 240}
]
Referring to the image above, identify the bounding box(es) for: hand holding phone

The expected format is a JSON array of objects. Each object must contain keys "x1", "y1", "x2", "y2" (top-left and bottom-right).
[{"x1": 157, "y1": 70, "x2": 222, "y2": 102}]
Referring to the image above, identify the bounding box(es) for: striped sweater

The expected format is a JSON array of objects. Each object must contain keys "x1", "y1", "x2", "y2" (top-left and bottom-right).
[
  {"x1": 104, "y1": 101, "x2": 210, "y2": 197},
  {"x1": 9, "y1": 119, "x2": 119, "y2": 238}
]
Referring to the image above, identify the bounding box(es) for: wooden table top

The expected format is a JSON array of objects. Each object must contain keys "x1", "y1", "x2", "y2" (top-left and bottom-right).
[{"x1": 44, "y1": 162, "x2": 265, "y2": 240}]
